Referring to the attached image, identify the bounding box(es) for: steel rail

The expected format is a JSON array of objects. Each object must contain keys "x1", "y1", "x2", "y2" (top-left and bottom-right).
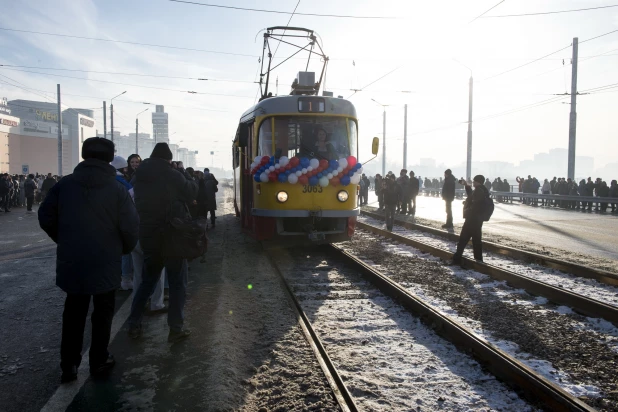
[
  {"x1": 361, "y1": 209, "x2": 618, "y2": 286},
  {"x1": 327, "y1": 243, "x2": 594, "y2": 411},
  {"x1": 356, "y1": 220, "x2": 618, "y2": 325},
  {"x1": 265, "y1": 250, "x2": 358, "y2": 412}
]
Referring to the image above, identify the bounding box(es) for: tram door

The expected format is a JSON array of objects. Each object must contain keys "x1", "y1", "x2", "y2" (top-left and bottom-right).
[{"x1": 240, "y1": 123, "x2": 254, "y2": 231}]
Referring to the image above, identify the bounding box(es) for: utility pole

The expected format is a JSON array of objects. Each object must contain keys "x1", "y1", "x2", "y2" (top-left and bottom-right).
[
  {"x1": 57, "y1": 84, "x2": 63, "y2": 176},
  {"x1": 110, "y1": 103, "x2": 114, "y2": 142},
  {"x1": 568, "y1": 37, "x2": 578, "y2": 180},
  {"x1": 382, "y1": 108, "x2": 386, "y2": 176},
  {"x1": 103, "y1": 101, "x2": 107, "y2": 139},
  {"x1": 403, "y1": 104, "x2": 408, "y2": 169},
  {"x1": 135, "y1": 118, "x2": 139, "y2": 154},
  {"x1": 466, "y1": 75, "x2": 473, "y2": 181}
]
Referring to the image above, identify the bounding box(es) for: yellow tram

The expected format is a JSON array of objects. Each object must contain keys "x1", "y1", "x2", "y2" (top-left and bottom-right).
[{"x1": 232, "y1": 27, "x2": 377, "y2": 245}]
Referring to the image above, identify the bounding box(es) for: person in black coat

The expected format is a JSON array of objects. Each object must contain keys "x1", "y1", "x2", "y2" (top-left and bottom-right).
[
  {"x1": 0, "y1": 174, "x2": 10, "y2": 212},
  {"x1": 38, "y1": 137, "x2": 139, "y2": 383},
  {"x1": 202, "y1": 171, "x2": 218, "y2": 227},
  {"x1": 452, "y1": 175, "x2": 490, "y2": 264},
  {"x1": 128, "y1": 143, "x2": 198, "y2": 343},
  {"x1": 24, "y1": 174, "x2": 37, "y2": 212},
  {"x1": 441, "y1": 169, "x2": 456, "y2": 228},
  {"x1": 408, "y1": 171, "x2": 420, "y2": 216}
]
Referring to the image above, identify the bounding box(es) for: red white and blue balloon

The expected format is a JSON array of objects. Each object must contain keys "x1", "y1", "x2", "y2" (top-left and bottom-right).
[{"x1": 250, "y1": 155, "x2": 362, "y2": 187}]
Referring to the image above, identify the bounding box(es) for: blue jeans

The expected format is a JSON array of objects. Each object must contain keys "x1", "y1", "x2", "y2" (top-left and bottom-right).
[
  {"x1": 128, "y1": 253, "x2": 188, "y2": 331},
  {"x1": 121, "y1": 254, "x2": 133, "y2": 282}
]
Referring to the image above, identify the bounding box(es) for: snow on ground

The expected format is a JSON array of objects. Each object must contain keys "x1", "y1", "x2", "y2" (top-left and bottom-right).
[
  {"x1": 276, "y1": 253, "x2": 536, "y2": 411},
  {"x1": 358, "y1": 214, "x2": 618, "y2": 308},
  {"x1": 347, "y1": 230, "x2": 618, "y2": 399}
]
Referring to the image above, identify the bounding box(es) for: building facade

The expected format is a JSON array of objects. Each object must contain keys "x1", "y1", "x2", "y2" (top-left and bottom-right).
[
  {"x1": 152, "y1": 105, "x2": 169, "y2": 143},
  {"x1": 1, "y1": 98, "x2": 95, "y2": 175}
]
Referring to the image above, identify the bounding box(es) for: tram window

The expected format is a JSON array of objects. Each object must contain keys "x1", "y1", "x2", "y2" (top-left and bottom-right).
[{"x1": 258, "y1": 116, "x2": 357, "y2": 160}]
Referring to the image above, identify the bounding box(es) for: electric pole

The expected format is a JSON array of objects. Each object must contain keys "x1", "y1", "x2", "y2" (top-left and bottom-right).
[
  {"x1": 403, "y1": 104, "x2": 408, "y2": 169},
  {"x1": 466, "y1": 75, "x2": 473, "y2": 181},
  {"x1": 103, "y1": 101, "x2": 107, "y2": 139},
  {"x1": 110, "y1": 103, "x2": 114, "y2": 143},
  {"x1": 57, "y1": 84, "x2": 62, "y2": 176},
  {"x1": 568, "y1": 37, "x2": 578, "y2": 180},
  {"x1": 382, "y1": 108, "x2": 386, "y2": 176}
]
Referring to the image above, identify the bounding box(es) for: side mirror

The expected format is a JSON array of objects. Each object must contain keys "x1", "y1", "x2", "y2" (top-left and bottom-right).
[{"x1": 372, "y1": 137, "x2": 379, "y2": 155}]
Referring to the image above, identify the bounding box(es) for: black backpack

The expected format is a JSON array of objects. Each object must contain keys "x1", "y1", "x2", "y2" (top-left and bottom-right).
[{"x1": 481, "y1": 196, "x2": 495, "y2": 222}]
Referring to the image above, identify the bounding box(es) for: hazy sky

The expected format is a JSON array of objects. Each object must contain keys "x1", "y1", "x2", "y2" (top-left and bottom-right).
[{"x1": 0, "y1": 0, "x2": 616, "y2": 172}]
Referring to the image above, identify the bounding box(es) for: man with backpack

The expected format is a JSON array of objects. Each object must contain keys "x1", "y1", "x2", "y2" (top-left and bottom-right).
[{"x1": 452, "y1": 174, "x2": 493, "y2": 265}]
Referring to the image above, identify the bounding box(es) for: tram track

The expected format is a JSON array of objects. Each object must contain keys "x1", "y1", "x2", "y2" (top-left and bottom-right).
[
  {"x1": 360, "y1": 209, "x2": 618, "y2": 287},
  {"x1": 266, "y1": 246, "x2": 594, "y2": 411},
  {"x1": 355, "y1": 218, "x2": 618, "y2": 326}
]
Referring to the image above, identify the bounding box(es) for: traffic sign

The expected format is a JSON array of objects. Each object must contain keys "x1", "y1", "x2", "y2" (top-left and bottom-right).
[{"x1": 22, "y1": 165, "x2": 29, "y2": 174}]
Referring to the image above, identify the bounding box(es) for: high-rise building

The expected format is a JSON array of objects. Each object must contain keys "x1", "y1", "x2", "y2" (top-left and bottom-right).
[{"x1": 152, "y1": 105, "x2": 169, "y2": 143}]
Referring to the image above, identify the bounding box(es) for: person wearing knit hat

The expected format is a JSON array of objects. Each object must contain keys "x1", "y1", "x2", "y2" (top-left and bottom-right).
[
  {"x1": 128, "y1": 139, "x2": 198, "y2": 343},
  {"x1": 452, "y1": 173, "x2": 492, "y2": 266},
  {"x1": 38, "y1": 136, "x2": 139, "y2": 383},
  {"x1": 150, "y1": 142, "x2": 173, "y2": 161}
]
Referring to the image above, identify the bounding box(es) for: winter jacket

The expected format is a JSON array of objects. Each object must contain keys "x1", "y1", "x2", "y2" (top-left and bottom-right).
[
  {"x1": 38, "y1": 159, "x2": 139, "y2": 295},
  {"x1": 396, "y1": 175, "x2": 410, "y2": 198},
  {"x1": 202, "y1": 174, "x2": 218, "y2": 211},
  {"x1": 441, "y1": 174, "x2": 456, "y2": 201},
  {"x1": 42, "y1": 177, "x2": 56, "y2": 193},
  {"x1": 115, "y1": 171, "x2": 134, "y2": 199},
  {"x1": 132, "y1": 158, "x2": 198, "y2": 254},
  {"x1": 610, "y1": 184, "x2": 618, "y2": 198},
  {"x1": 463, "y1": 184, "x2": 490, "y2": 220},
  {"x1": 383, "y1": 180, "x2": 399, "y2": 206},
  {"x1": 0, "y1": 179, "x2": 8, "y2": 196},
  {"x1": 24, "y1": 178, "x2": 37, "y2": 197},
  {"x1": 542, "y1": 181, "x2": 551, "y2": 193},
  {"x1": 409, "y1": 177, "x2": 420, "y2": 197}
]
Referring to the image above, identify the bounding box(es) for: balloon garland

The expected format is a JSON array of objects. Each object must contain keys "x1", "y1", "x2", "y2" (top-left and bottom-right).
[{"x1": 250, "y1": 155, "x2": 363, "y2": 187}]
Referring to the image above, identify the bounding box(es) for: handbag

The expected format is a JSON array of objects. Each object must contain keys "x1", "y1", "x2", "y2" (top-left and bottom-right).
[{"x1": 162, "y1": 201, "x2": 208, "y2": 260}]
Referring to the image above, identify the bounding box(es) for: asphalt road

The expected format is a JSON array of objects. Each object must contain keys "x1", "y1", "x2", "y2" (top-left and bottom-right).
[{"x1": 366, "y1": 191, "x2": 618, "y2": 260}]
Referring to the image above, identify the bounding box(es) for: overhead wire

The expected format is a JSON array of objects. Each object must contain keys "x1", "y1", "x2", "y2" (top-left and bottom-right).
[
  {"x1": 0, "y1": 64, "x2": 256, "y2": 83},
  {"x1": 0, "y1": 68, "x2": 255, "y2": 98},
  {"x1": 346, "y1": 66, "x2": 402, "y2": 99},
  {"x1": 168, "y1": 0, "x2": 398, "y2": 19},
  {"x1": 0, "y1": 27, "x2": 257, "y2": 58},
  {"x1": 469, "y1": 0, "x2": 507, "y2": 24},
  {"x1": 483, "y1": 4, "x2": 618, "y2": 18}
]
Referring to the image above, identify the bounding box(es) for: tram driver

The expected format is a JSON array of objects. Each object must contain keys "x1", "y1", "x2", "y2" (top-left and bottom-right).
[{"x1": 300, "y1": 127, "x2": 337, "y2": 160}]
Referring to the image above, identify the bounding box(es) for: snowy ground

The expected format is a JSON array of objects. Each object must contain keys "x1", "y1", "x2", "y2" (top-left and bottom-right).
[
  {"x1": 274, "y1": 250, "x2": 536, "y2": 411},
  {"x1": 358, "y1": 214, "x2": 618, "y2": 308},
  {"x1": 363, "y1": 192, "x2": 618, "y2": 270},
  {"x1": 340, "y1": 231, "x2": 618, "y2": 411}
]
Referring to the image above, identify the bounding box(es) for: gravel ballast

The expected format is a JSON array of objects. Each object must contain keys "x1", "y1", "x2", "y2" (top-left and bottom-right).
[{"x1": 341, "y1": 230, "x2": 618, "y2": 411}]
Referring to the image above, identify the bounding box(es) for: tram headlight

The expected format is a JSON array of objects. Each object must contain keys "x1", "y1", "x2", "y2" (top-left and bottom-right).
[
  {"x1": 276, "y1": 191, "x2": 289, "y2": 203},
  {"x1": 337, "y1": 190, "x2": 349, "y2": 202}
]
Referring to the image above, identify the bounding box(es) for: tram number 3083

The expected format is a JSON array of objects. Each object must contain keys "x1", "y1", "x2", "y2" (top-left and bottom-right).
[{"x1": 302, "y1": 185, "x2": 323, "y2": 193}]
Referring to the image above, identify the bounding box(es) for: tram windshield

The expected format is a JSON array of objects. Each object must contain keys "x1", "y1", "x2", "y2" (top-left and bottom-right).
[{"x1": 258, "y1": 116, "x2": 357, "y2": 161}]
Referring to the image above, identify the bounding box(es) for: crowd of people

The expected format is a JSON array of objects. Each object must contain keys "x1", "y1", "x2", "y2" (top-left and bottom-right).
[
  {"x1": 35, "y1": 137, "x2": 218, "y2": 384},
  {"x1": 0, "y1": 172, "x2": 60, "y2": 213}
]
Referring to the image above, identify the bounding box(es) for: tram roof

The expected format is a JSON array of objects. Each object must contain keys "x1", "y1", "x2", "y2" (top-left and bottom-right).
[{"x1": 239, "y1": 95, "x2": 357, "y2": 123}]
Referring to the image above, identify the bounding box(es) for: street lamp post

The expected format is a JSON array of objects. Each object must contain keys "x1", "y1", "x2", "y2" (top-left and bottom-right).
[
  {"x1": 110, "y1": 91, "x2": 127, "y2": 143},
  {"x1": 135, "y1": 108, "x2": 149, "y2": 154},
  {"x1": 371, "y1": 98, "x2": 388, "y2": 176},
  {"x1": 453, "y1": 60, "x2": 473, "y2": 181}
]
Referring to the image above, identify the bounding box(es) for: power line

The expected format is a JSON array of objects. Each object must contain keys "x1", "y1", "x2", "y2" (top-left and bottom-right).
[
  {"x1": 168, "y1": 0, "x2": 398, "y2": 19},
  {"x1": 347, "y1": 66, "x2": 402, "y2": 99},
  {"x1": 481, "y1": 44, "x2": 572, "y2": 82},
  {"x1": 483, "y1": 4, "x2": 618, "y2": 18},
  {"x1": 0, "y1": 68, "x2": 255, "y2": 98},
  {"x1": 0, "y1": 27, "x2": 257, "y2": 58},
  {"x1": 580, "y1": 28, "x2": 618, "y2": 44},
  {"x1": 0, "y1": 64, "x2": 255, "y2": 83},
  {"x1": 469, "y1": 0, "x2": 506, "y2": 24}
]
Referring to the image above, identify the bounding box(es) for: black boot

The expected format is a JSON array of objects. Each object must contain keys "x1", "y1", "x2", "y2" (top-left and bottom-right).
[
  {"x1": 61, "y1": 365, "x2": 78, "y2": 383},
  {"x1": 90, "y1": 355, "x2": 115, "y2": 377}
]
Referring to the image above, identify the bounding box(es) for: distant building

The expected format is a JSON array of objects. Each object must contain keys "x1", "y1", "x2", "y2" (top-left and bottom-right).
[
  {"x1": 152, "y1": 105, "x2": 169, "y2": 143},
  {"x1": 1, "y1": 98, "x2": 95, "y2": 175}
]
